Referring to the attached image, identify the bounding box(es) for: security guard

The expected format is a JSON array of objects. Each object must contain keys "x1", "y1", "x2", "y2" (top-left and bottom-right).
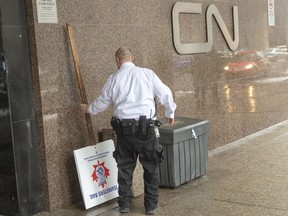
[{"x1": 81, "y1": 47, "x2": 176, "y2": 215}]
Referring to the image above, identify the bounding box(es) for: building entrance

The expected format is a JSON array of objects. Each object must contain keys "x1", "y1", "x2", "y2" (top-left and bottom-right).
[
  {"x1": 0, "y1": 11, "x2": 19, "y2": 215},
  {"x1": 0, "y1": 2, "x2": 44, "y2": 214}
]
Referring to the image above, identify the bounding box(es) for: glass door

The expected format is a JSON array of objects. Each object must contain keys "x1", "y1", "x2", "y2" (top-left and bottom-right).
[{"x1": 0, "y1": 10, "x2": 19, "y2": 215}]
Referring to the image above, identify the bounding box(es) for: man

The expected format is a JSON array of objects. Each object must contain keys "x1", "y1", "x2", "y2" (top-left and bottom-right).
[{"x1": 81, "y1": 47, "x2": 176, "y2": 215}]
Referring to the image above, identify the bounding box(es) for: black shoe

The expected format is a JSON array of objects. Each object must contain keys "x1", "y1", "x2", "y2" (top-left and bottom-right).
[
  {"x1": 146, "y1": 203, "x2": 159, "y2": 215},
  {"x1": 119, "y1": 207, "x2": 130, "y2": 213}
]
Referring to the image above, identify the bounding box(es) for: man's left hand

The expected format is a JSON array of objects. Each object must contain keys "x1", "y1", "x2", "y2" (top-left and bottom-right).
[{"x1": 80, "y1": 104, "x2": 88, "y2": 113}]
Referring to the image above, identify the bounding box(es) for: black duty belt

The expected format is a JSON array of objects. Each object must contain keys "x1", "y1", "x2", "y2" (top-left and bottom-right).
[{"x1": 110, "y1": 116, "x2": 161, "y2": 135}]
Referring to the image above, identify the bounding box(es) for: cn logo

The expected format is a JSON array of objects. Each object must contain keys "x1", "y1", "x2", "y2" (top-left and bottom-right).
[{"x1": 172, "y1": 2, "x2": 239, "y2": 54}]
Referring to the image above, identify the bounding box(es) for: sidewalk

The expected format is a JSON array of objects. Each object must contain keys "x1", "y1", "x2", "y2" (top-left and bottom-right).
[{"x1": 35, "y1": 120, "x2": 288, "y2": 216}]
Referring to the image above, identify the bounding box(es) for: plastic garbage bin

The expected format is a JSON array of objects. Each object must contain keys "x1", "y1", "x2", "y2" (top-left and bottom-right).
[{"x1": 158, "y1": 116, "x2": 209, "y2": 188}]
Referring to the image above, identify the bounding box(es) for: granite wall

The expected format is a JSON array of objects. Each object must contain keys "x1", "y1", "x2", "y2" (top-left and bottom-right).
[{"x1": 23, "y1": 0, "x2": 288, "y2": 212}]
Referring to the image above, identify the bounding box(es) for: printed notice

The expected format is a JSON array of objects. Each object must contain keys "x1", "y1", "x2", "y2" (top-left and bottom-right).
[
  {"x1": 268, "y1": 0, "x2": 275, "y2": 26},
  {"x1": 36, "y1": 0, "x2": 58, "y2": 23}
]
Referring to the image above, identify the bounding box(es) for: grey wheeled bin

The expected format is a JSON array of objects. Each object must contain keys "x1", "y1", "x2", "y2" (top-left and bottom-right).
[{"x1": 158, "y1": 116, "x2": 209, "y2": 188}]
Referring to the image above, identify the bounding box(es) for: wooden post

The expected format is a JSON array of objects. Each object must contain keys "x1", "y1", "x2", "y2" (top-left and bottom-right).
[{"x1": 66, "y1": 23, "x2": 96, "y2": 145}]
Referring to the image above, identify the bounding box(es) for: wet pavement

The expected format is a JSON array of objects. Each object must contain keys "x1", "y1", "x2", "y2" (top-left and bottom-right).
[{"x1": 34, "y1": 119, "x2": 288, "y2": 216}]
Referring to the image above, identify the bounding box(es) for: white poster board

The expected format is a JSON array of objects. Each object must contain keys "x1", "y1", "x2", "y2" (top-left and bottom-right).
[
  {"x1": 268, "y1": 0, "x2": 275, "y2": 26},
  {"x1": 73, "y1": 139, "x2": 118, "y2": 209},
  {"x1": 36, "y1": 0, "x2": 58, "y2": 23}
]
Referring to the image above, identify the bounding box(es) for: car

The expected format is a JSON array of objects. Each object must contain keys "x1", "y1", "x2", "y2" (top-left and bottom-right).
[
  {"x1": 267, "y1": 45, "x2": 288, "y2": 62},
  {"x1": 224, "y1": 50, "x2": 270, "y2": 79}
]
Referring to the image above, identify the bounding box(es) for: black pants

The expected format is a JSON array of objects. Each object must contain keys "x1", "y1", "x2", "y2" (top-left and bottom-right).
[{"x1": 113, "y1": 132, "x2": 163, "y2": 210}]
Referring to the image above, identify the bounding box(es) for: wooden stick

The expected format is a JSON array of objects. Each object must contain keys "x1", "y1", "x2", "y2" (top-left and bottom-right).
[{"x1": 66, "y1": 23, "x2": 96, "y2": 145}]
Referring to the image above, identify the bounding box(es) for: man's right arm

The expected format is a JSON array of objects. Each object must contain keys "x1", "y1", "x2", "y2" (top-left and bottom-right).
[{"x1": 152, "y1": 73, "x2": 177, "y2": 125}]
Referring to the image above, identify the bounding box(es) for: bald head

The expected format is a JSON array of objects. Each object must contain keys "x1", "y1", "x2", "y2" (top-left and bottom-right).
[{"x1": 115, "y1": 47, "x2": 134, "y2": 68}]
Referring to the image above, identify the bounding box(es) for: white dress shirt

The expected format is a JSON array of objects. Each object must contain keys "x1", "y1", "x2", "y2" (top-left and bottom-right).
[{"x1": 87, "y1": 62, "x2": 176, "y2": 120}]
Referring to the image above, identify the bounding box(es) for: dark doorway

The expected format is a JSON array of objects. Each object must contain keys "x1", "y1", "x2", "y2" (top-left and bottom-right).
[
  {"x1": 0, "y1": 10, "x2": 19, "y2": 215},
  {"x1": 0, "y1": 1, "x2": 44, "y2": 214}
]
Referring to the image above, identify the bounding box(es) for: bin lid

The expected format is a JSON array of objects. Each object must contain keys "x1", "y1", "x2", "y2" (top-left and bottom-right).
[
  {"x1": 158, "y1": 116, "x2": 209, "y2": 144},
  {"x1": 158, "y1": 116, "x2": 208, "y2": 133}
]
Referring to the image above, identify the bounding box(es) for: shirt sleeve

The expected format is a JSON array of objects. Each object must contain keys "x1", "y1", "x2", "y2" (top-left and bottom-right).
[
  {"x1": 152, "y1": 73, "x2": 177, "y2": 118},
  {"x1": 87, "y1": 76, "x2": 113, "y2": 115}
]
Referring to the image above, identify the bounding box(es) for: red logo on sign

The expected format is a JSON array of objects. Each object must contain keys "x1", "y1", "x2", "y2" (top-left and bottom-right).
[{"x1": 91, "y1": 160, "x2": 111, "y2": 188}]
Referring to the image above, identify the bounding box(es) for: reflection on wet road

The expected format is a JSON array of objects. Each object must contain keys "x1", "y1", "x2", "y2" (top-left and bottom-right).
[{"x1": 223, "y1": 61, "x2": 288, "y2": 114}]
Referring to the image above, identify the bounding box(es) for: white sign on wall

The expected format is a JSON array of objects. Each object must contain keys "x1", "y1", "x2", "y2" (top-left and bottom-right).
[
  {"x1": 36, "y1": 0, "x2": 58, "y2": 23},
  {"x1": 268, "y1": 0, "x2": 275, "y2": 26}
]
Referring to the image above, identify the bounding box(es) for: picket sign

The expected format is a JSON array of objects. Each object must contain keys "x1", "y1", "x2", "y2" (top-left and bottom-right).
[{"x1": 73, "y1": 139, "x2": 119, "y2": 209}]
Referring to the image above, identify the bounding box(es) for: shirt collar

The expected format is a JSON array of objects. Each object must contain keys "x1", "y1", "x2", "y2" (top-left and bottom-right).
[{"x1": 120, "y1": 62, "x2": 135, "y2": 69}]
